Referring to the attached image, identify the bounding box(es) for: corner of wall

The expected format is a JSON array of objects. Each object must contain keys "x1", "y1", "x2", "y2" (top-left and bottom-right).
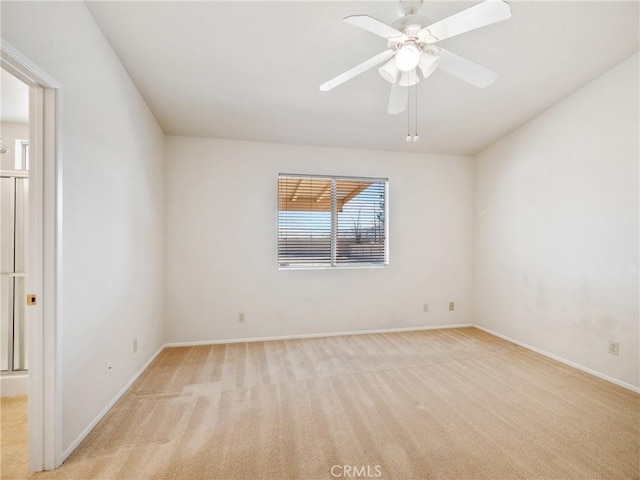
[{"x1": 471, "y1": 53, "x2": 640, "y2": 388}]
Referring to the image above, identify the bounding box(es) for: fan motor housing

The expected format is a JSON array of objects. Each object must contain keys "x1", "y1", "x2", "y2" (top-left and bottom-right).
[{"x1": 387, "y1": 21, "x2": 433, "y2": 51}]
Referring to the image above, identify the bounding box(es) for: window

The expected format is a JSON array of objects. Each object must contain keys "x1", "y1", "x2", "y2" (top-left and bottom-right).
[
  {"x1": 278, "y1": 174, "x2": 388, "y2": 269},
  {"x1": 14, "y1": 139, "x2": 29, "y2": 170}
]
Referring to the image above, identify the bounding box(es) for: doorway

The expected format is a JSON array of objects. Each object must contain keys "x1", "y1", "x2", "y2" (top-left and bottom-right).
[
  {"x1": 1, "y1": 39, "x2": 62, "y2": 473},
  {"x1": 1, "y1": 66, "x2": 30, "y2": 480}
]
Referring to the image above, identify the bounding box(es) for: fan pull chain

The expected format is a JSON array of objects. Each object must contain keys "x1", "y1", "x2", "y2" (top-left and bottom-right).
[
  {"x1": 406, "y1": 85, "x2": 411, "y2": 142},
  {"x1": 405, "y1": 70, "x2": 420, "y2": 142},
  {"x1": 414, "y1": 77, "x2": 419, "y2": 142}
]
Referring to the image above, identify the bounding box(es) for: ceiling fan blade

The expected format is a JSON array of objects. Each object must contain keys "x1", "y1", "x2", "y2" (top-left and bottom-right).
[
  {"x1": 320, "y1": 49, "x2": 395, "y2": 92},
  {"x1": 437, "y1": 48, "x2": 497, "y2": 88},
  {"x1": 419, "y1": 0, "x2": 511, "y2": 43},
  {"x1": 388, "y1": 82, "x2": 408, "y2": 114},
  {"x1": 343, "y1": 15, "x2": 408, "y2": 41}
]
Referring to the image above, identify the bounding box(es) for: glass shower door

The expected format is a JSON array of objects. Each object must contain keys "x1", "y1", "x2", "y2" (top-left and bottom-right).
[{"x1": 1, "y1": 175, "x2": 28, "y2": 372}]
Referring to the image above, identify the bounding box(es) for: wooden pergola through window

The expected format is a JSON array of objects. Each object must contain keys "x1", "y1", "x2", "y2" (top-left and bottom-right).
[{"x1": 278, "y1": 177, "x2": 371, "y2": 212}]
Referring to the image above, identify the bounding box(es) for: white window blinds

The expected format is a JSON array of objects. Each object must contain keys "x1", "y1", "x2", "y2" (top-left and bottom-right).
[{"x1": 278, "y1": 174, "x2": 388, "y2": 269}]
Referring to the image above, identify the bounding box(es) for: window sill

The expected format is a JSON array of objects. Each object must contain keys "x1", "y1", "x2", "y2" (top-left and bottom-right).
[{"x1": 278, "y1": 264, "x2": 389, "y2": 271}]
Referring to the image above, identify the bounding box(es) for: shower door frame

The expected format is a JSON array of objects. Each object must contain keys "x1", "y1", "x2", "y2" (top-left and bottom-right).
[
  {"x1": 1, "y1": 171, "x2": 29, "y2": 373},
  {"x1": 1, "y1": 39, "x2": 63, "y2": 472}
]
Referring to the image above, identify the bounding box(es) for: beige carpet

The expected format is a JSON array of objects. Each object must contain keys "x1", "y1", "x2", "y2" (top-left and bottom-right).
[
  {"x1": 1, "y1": 395, "x2": 28, "y2": 480},
  {"x1": 33, "y1": 327, "x2": 639, "y2": 479}
]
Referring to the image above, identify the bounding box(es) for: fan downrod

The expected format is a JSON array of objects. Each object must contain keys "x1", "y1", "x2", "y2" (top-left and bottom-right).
[
  {"x1": 392, "y1": 0, "x2": 431, "y2": 32},
  {"x1": 397, "y1": 0, "x2": 423, "y2": 17}
]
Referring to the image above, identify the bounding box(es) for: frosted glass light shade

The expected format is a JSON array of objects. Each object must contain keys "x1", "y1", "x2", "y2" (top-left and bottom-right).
[
  {"x1": 418, "y1": 52, "x2": 441, "y2": 79},
  {"x1": 395, "y1": 44, "x2": 421, "y2": 72},
  {"x1": 378, "y1": 59, "x2": 399, "y2": 83}
]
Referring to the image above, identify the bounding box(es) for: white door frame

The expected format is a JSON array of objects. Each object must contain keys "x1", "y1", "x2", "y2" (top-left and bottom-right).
[{"x1": 1, "y1": 39, "x2": 63, "y2": 472}]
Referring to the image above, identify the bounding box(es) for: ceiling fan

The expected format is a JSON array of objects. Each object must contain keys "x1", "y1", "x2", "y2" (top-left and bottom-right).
[{"x1": 320, "y1": 0, "x2": 512, "y2": 115}]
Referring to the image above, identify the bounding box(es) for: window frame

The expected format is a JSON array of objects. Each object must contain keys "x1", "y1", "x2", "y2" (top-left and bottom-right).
[
  {"x1": 14, "y1": 139, "x2": 29, "y2": 170},
  {"x1": 277, "y1": 173, "x2": 389, "y2": 270}
]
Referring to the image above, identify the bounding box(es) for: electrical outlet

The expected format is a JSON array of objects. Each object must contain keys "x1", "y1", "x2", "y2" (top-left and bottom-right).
[
  {"x1": 106, "y1": 359, "x2": 113, "y2": 378},
  {"x1": 133, "y1": 338, "x2": 138, "y2": 354},
  {"x1": 239, "y1": 312, "x2": 246, "y2": 323},
  {"x1": 608, "y1": 341, "x2": 619, "y2": 356},
  {"x1": 449, "y1": 302, "x2": 455, "y2": 311},
  {"x1": 423, "y1": 304, "x2": 429, "y2": 313}
]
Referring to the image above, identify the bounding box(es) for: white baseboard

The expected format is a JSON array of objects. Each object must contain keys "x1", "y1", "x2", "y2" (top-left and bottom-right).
[
  {"x1": 0, "y1": 372, "x2": 28, "y2": 397},
  {"x1": 164, "y1": 323, "x2": 474, "y2": 348},
  {"x1": 474, "y1": 325, "x2": 640, "y2": 394},
  {"x1": 61, "y1": 346, "x2": 164, "y2": 462}
]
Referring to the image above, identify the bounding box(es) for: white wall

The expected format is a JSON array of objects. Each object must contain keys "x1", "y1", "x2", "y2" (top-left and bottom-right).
[
  {"x1": 474, "y1": 53, "x2": 639, "y2": 388},
  {"x1": 0, "y1": 122, "x2": 28, "y2": 170},
  {"x1": 1, "y1": 2, "x2": 165, "y2": 452},
  {"x1": 165, "y1": 137, "x2": 473, "y2": 342}
]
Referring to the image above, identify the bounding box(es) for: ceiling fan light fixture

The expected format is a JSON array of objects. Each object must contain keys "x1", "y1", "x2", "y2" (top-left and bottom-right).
[
  {"x1": 379, "y1": 58, "x2": 400, "y2": 83},
  {"x1": 418, "y1": 52, "x2": 440, "y2": 78},
  {"x1": 395, "y1": 43, "x2": 421, "y2": 71}
]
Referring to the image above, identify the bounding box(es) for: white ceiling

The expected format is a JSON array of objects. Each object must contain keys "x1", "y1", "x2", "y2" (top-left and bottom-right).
[
  {"x1": 87, "y1": 1, "x2": 639, "y2": 156},
  {"x1": 1, "y1": 68, "x2": 29, "y2": 124}
]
